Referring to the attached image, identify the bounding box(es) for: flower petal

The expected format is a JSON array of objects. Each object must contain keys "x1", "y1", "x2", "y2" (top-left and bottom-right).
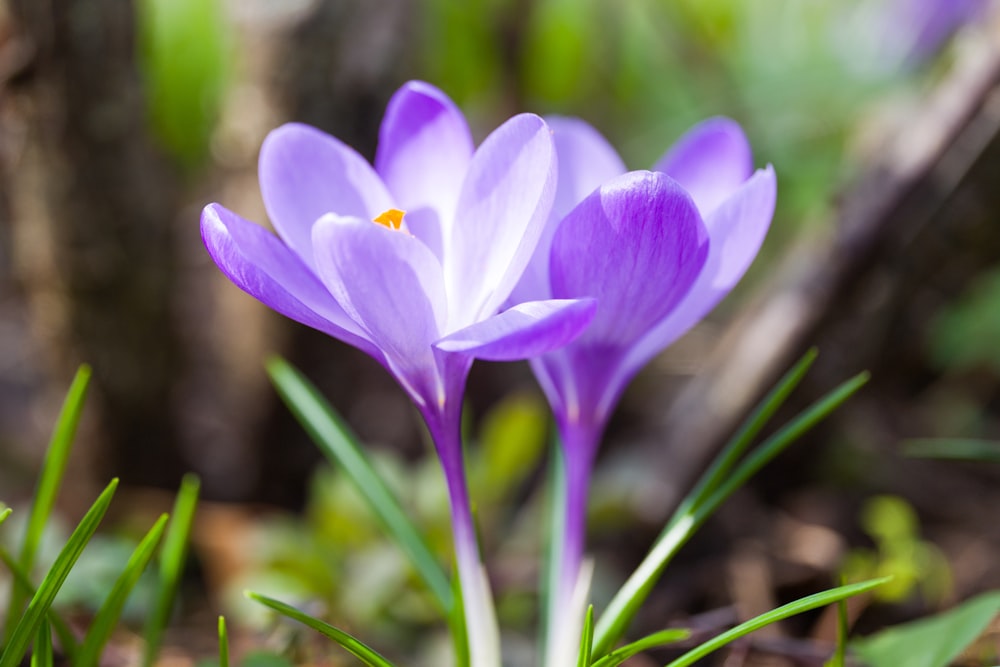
[
  {"x1": 434, "y1": 298, "x2": 596, "y2": 361},
  {"x1": 446, "y1": 113, "x2": 557, "y2": 327},
  {"x1": 652, "y1": 117, "x2": 753, "y2": 216},
  {"x1": 623, "y1": 165, "x2": 776, "y2": 371},
  {"x1": 200, "y1": 204, "x2": 380, "y2": 358},
  {"x1": 374, "y1": 81, "x2": 474, "y2": 233},
  {"x1": 259, "y1": 123, "x2": 393, "y2": 271},
  {"x1": 311, "y1": 215, "x2": 447, "y2": 404},
  {"x1": 510, "y1": 117, "x2": 627, "y2": 304},
  {"x1": 550, "y1": 170, "x2": 709, "y2": 349},
  {"x1": 547, "y1": 116, "x2": 627, "y2": 222}
]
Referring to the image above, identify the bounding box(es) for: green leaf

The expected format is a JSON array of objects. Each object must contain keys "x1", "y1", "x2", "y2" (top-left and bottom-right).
[
  {"x1": 448, "y1": 570, "x2": 470, "y2": 667},
  {"x1": 902, "y1": 438, "x2": 1000, "y2": 463},
  {"x1": 823, "y1": 587, "x2": 848, "y2": 667},
  {"x1": 136, "y1": 0, "x2": 231, "y2": 165},
  {"x1": 0, "y1": 479, "x2": 118, "y2": 667},
  {"x1": 589, "y1": 628, "x2": 690, "y2": 667},
  {"x1": 143, "y1": 475, "x2": 200, "y2": 667},
  {"x1": 577, "y1": 605, "x2": 594, "y2": 667},
  {"x1": 218, "y1": 616, "x2": 229, "y2": 667},
  {"x1": 665, "y1": 578, "x2": 890, "y2": 667},
  {"x1": 592, "y1": 368, "x2": 869, "y2": 658},
  {"x1": 246, "y1": 591, "x2": 397, "y2": 667},
  {"x1": 30, "y1": 619, "x2": 52, "y2": 667},
  {"x1": 77, "y1": 514, "x2": 168, "y2": 667},
  {"x1": 851, "y1": 590, "x2": 1000, "y2": 667},
  {"x1": 0, "y1": 508, "x2": 11, "y2": 528},
  {"x1": 0, "y1": 547, "x2": 78, "y2": 659},
  {"x1": 5, "y1": 365, "x2": 91, "y2": 645},
  {"x1": 267, "y1": 357, "x2": 452, "y2": 614}
]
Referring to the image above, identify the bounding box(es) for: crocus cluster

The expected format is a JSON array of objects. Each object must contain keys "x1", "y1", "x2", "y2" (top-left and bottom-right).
[{"x1": 201, "y1": 80, "x2": 775, "y2": 667}]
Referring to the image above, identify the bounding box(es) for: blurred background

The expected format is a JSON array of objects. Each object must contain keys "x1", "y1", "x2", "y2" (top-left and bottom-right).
[{"x1": 1, "y1": 0, "x2": 1000, "y2": 663}]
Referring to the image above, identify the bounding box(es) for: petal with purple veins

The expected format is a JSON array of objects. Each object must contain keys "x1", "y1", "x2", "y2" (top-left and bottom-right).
[{"x1": 550, "y1": 170, "x2": 709, "y2": 349}]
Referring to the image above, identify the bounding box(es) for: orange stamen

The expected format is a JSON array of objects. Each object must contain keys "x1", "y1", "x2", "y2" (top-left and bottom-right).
[{"x1": 373, "y1": 208, "x2": 406, "y2": 230}]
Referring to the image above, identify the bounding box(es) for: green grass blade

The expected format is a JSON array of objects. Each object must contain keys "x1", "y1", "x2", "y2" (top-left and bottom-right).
[
  {"x1": 0, "y1": 479, "x2": 118, "y2": 667},
  {"x1": 218, "y1": 616, "x2": 229, "y2": 667},
  {"x1": 448, "y1": 569, "x2": 469, "y2": 667},
  {"x1": 77, "y1": 514, "x2": 168, "y2": 667},
  {"x1": 697, "y1": 372, "x2": 869, "y2": 520},
  {"x1": 590, "y1": 628, "x2": 690, "y2": 667},
  {"x1": 142, "y1": 474, "x2": 200, "y2": 667},
  {"x1": 267, "y1": 357, "x2": 452, "y2": 614},
  {"x1": 823, "y1": 593, "x2": 848, "y2": 667},
  {"x1": 592, "y1": 371, "x2": 869, "y2": 658},
  {"x1": 668, "y1": 349, "x2": 817, "y2": 530},
  {"x1": 246, "y1": 591, "x2": 397, "y2": 667},
  {"x1": 4, "y1": 365, "x2": 91, "y2": 644},
  {"x1": 30, "y1": 619, "x2": 52, "y2": 667},
  {"x1": 0, "y1": 508, "x2": 11, "y2": 527},
  {"x1": 902, "y1": 438, "x2": 1000, "y2": 463},
  {"x1": 576, "y1": 606, "x2": 594, "y2": 667},
  {"x1": 664, "y1": 578, "x2": 889, "y2": 667},
  {"x1": 0, "y1": 548, "x2": 78, "y2": 659}
]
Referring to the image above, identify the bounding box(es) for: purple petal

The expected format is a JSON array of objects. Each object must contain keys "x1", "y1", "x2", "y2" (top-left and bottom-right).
[
  {"x1": 201, "y1": 204, "x2": 380, "y2": 359},
  {"x1": 653, "y1": 117, "x2": 753, "y2": 217},
  {"x1": 311, "y1": 215, "x2": 446, "y2": 403},
  {"x1": 446, "y1": 113, "x2": 557, "y2": 327},
  {"x1": 259, "y1": 123, "x2": 393, "y2": 272},
  {"x1": 622, "y1": 165, "x2": 776, "y2": 373},
  {"x1": 550, "y1": 170, "x2": 709, "y2": 349},
  {"x1": 374, "y1": 81, "x2": 474, "y2": 233},
  {"x1": 434, "y1": 298, "x2": 597, "y2": 361},
  {"x1": 510, "y1": 117, "x2": 627, "y2": 304}
]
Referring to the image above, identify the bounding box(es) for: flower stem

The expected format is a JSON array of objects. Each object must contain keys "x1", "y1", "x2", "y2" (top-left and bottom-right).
[
  {"x1": 423, "y1": 402, "x2": 500, "y2": 667},
  {"x1": 546, "y1": 417, "x2": 601, "y2": 667}
]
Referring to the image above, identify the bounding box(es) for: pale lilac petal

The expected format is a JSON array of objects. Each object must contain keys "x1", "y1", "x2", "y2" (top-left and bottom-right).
[
  {"x1": 375, "y1": 81, "x2": 473, "y2": 232},
  {"x1": 259, "y1": 123, "x2": 393, "y2": 271},
  {"x1": 311, "y1": 215, "x2": 446, "y2": 403},
  {"x1": 547, "y1": 116, "x2": 627, "y2": 223},
  {"x1": 653, "y1": 117, "x2": 753, "y2": 216},
  {"x1": 550, "y1": 170, "x2": 709, "y2": 349},
  {"x1": 446, "y1": 113, "x2": 557, "y2": 327},
  {"x1": 200, "y1": 204, "x2": 380, "y2": 359},
  {"x1": 434, "y1": 298, "x2": 596, "y2": 361},
  {"x1": 621, "y1": 166, "x2": 776, "y2": 369}
]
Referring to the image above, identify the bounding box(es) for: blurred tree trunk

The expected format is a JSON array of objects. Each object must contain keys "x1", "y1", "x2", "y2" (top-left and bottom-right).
[{"x1": 4, "y1": 0, "x2": 185, "y2": 489}]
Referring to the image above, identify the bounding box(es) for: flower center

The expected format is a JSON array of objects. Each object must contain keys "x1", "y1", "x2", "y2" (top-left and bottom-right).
[{"x1": 373, "y1": 208, "x2": 406, "y2": 231}]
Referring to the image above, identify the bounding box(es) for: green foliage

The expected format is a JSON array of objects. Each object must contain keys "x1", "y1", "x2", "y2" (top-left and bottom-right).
[
  {"x1": 664, "y1": 578, "x2": 890, "y2": 667},
  {"x1": 143, "y1": 475, "x2": 201, "y2": 667},
  {"x1": 267, "y1": 357, "x2": 453, "y2": 616},
  {"x1": 592, "y1": 351, "x2": 869, "y2": 657},
  {"x1": 590, "y1": 627, "x2": 690, "y2": 667},
  {"x1": 851, "y1": 591, "x2": 1000, "y2": 667},
  {"x1": 246, "y1": 592, "x2": 397, "y2": 667},
  {"x1": 841, "y1": 495, "x2": 951, "y2": 604},
  {"x1": 4, "y1": 365, "x2": 91, "y2": 644},
  {"x1": 29, "y1": 620, "x2": 52, "y2": 667},
  {"x1": 218, "y1": 616, "x2": 229, "y2": 667},
  {"x1": 904, "y1": 438, "x2": 1000, "y2": 463},
  {"x1": 0, "y1": 480, "x2": 118, "y2": 667},
  {"x1": 929, "y1": 268, "x2": 1000, "y2": 373},
  {"x1": 136, "y1": 0, "x2": 231, "y2": 167}
]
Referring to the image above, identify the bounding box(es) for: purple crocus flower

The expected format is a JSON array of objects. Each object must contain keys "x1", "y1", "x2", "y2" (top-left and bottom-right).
[
  {"x1": 520, "y1": 117, "x2": 776, "y2": 663},
  {"x1": 201, "y1": 81, "x2": 596, "y2": 667}
]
